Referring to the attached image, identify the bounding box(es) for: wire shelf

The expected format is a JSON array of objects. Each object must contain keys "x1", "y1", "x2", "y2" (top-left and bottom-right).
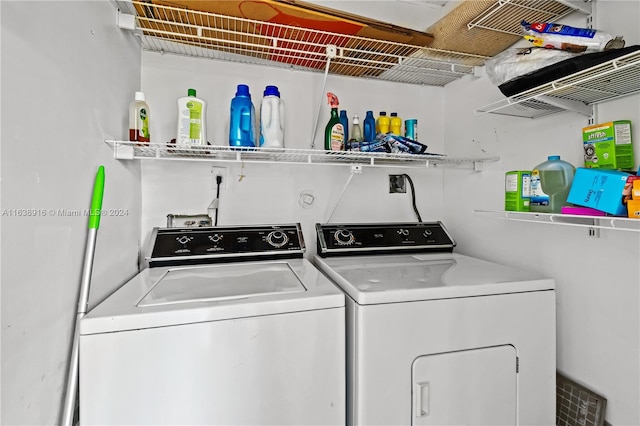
[
  {"x1": 474, "y1": 209, "x2": 640, "y2": 233},
  {"x1": 475, "y1": 49, "x2": 640, "y2": 118},
  {"x1": 467, "y1": 0, "x2": 589, "y2": 36},
  {"x1": 116, "y1": 0, "x2": 488, "y2": 86},
  {"x1": 106, "y1": 141, "x2": 499, "y2": 170}
]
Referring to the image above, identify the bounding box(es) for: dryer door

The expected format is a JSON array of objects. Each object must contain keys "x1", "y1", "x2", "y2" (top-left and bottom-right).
[{"x1": 411, "y1": 345, "x2": 517, "y2": 425}]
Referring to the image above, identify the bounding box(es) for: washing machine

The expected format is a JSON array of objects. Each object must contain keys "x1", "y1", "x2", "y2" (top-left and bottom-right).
[
  {"x1": 313, "y1": 222, "x2": 556, "y2": 426},
  {"x1": 79, "y1": 223, "x2": 345, "y2": 425}
]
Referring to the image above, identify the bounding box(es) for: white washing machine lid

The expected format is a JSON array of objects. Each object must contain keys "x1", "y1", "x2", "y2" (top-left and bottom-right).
[
  {"x1": 80, "y1": 258, "x2": 344, "y2": 335},
  {"x1": 313, "y1": 252, "x2": 555, "y2": 305}
]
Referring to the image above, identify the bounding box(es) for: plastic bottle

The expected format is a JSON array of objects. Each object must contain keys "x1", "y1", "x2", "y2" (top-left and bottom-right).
[
  {"x1": 348, "y1": 114, "x2": 363, "y2": 151},
  {"x1": 405, "y1": 119, "x2": 418, "y2": 141},
  {"x1": 363, "y1": 111, "x2": 376, "y2": 142},
  {"x1": 339, "y1": 110, "x2": 349, "y2": 146},
  {"x1": 376, "y1": 111, "x2": 390, "y2": 134},
  {"x1": 229, "y1": 84, "x2": 256, "y2": 148},
  {"x1": 129, "y1": 91, "x2": 150, "y2": 143},
  {"x1": 324, "y1": 92, "x2": 344, "y2": 151},
  {"x1": 390, "y1": 112, "x2": 402, "y2": 135},
  {"x1": 259, "y1": 85, "x2": 284, "y2": 148},
  {"x1": 176, "y1": 88, "x2": 207, "y2": 146},
  {"x1": 530, "y1": 155, "x2": 576, "y2": 213}
]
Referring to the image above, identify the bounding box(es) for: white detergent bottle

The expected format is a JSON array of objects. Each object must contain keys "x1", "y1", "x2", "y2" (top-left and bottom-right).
[{"x1": 259, "y1": 85, "x2": 284, "y2": 148}]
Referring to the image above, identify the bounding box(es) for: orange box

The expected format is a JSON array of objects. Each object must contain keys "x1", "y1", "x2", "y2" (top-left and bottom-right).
[
  {"x1": 627, "y1": 199, "x2": 640, "y2": 218},
  {"x1": 633, "y1": 179, "x2": 640, "y2": 199}
]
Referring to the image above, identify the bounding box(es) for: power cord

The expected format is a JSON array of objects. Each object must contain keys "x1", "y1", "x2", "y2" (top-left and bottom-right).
[
  {"x1": 207, "y1": 174, "x2": 223, "y2": 226},
  {"x1": 402, "y1": 173, "x2": 423, "y2": 222}
]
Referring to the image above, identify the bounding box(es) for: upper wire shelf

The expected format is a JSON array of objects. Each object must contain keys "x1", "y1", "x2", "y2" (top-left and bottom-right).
[
  {"x1": 475, "y1": 49, "x2": 640, "y2": 118},
  {"x1": 467, "y1": 0, "x2": 591, "y2": 35},
  {"x1": 106, "y1": 141, "x2": 499, "y2": 170},
  {"x1": 116, "y1": 0, "x2": 488, "y2": 86}
]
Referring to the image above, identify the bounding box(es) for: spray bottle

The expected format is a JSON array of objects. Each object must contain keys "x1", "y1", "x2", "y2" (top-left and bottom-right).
[{"x1": 324, "y1": 93, "x2": 344, "y2": 151}]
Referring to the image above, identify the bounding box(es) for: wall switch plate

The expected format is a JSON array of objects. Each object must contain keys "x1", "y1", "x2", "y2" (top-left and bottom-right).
[
  {"x1": 211, "y1": 166, "x2": 228, "y2": 189},
  {"x1": 389, "y1": 175, "x2": 406, "y2": 193}
]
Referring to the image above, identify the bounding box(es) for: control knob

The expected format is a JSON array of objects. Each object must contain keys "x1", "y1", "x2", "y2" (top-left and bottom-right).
[
  {"x1": 266, "y1": 230, "x2": 289, "y2": 248},
  {"x1": 334, "y1": 229, "x2": 355, "y2": 246},
  {"x1": 176, "y1": 235, "x2": 193, "y2": 245}
]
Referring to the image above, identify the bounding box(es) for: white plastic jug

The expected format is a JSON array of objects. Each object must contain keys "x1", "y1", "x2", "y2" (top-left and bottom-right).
[{"x1": 260, "y1": 86, "x2": 285, "y2": 148}]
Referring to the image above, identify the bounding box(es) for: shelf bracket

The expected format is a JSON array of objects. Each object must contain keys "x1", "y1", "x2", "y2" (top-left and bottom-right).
[
  {"x1": 114, "y1": 142, "x2": 134, "y2": 160},
  {"x1": 117, "y1": 10, "x2": 136, "y2": 31}
]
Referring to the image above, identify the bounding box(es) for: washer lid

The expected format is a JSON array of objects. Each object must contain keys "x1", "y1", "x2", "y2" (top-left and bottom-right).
[
  {"x1": 80, "y1": 258, "x2": 344, "y2": 335},
  {"x1": 313, "y1": 253, "x2": 555, "y2": 305},
  {"x1": 138, "y1": 263, "x2": 305, "y2": 307}
]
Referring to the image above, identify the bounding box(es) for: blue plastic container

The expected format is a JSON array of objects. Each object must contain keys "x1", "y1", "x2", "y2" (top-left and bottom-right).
[
  {"x1": 339, "y1": 110, "x2": 349, "y2": 145},
  {"x1": 363, "y1": 111, "x2": 376, "y2": 142},
  {"x1": 229, "y1": 84, "x2": 256, "y2": 148}
]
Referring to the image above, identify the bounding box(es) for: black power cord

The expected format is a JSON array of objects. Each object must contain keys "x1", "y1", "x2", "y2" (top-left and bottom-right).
[
  {"x1": 402, "y1": 173, "x2": 423, "y2": 222},
  {"x1": 215, "y1": 174, "x2": 222, "y2": 226}
]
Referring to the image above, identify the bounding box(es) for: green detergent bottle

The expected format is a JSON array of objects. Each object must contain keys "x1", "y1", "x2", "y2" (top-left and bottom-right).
[{"x1": 530, "y1": 155, "x2": 576, "y2": 213}]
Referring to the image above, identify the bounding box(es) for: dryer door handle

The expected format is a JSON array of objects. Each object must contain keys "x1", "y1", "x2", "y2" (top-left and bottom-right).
[{"x1": 414, "y1": 381, "x2": 430, "y2": 418}]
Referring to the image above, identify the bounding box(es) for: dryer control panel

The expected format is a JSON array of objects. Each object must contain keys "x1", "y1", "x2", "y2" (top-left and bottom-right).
[
  {"x1": 316, "y1": 222, "x2": 456, "y2": 257},
  {"x1": 148, "y1": 223, "x2": 305, "y2": 267}
]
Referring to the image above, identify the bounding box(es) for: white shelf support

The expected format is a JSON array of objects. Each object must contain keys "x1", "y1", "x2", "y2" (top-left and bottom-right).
[{"x1": 536, "y1": 95, "x2": 593, "y2": 117}]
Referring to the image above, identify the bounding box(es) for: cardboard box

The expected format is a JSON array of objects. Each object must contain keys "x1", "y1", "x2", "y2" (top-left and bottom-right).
[
  {"x1": 567, "y1": 168, "x2": 631, "y2": 216},
  {"x1": 633, "y1": 179, "x2": 640, "y2": 199},
  {"x1": 583, "y1": 120, "x2": 634, "y2": 170},
  {"x1": 505, "y1": 171, "x2": 531, "y2": 212},
  {"x1": 627, "y1": 199, "x2": 640, "y2": 219}
]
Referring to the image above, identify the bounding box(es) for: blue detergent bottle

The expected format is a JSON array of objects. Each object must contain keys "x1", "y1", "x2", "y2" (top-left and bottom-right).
[
  {"x1": 363, "y1": 110, "x2": 376, "y2": 142},
  {"x1": 339, "y1": 110, "x2": 349, "y2": 146},
  {"x1": 229, "y1": 84, "x2": 256, "y2": 148}
]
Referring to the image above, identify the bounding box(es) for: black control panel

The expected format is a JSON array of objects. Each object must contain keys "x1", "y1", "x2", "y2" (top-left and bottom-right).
[
  {"x1": 148, "y1": 224, "x2": 305, "y2": 267},
  {"x1": 316, "y1": 222, "x2": 455, "y2": 257}
]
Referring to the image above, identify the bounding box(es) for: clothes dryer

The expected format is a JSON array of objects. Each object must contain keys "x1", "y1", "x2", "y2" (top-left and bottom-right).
[
  {"x1": 79, "y1": 224, "x2": 345, "y2": 425},
  {"x1": 314, "y1": 222, "x2": 555, "y2": 426}
]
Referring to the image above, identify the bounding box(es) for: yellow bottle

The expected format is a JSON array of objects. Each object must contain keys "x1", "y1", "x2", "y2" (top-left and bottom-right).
[
  {"x1": 390, "y1": 112, "x2": 402, "y2": 135},
  {"x1": 376, "y1": 111, "x2": 390, "y2": 134}
]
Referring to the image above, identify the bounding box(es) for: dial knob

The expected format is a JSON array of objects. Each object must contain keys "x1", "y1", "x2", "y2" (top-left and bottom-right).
[
  {"x1": 208, "y1": 234, "x2": 222, "y2": 243},
  {"x1": 334, "y1": 229, "x2": 355, "y2": 246},
  {"x1": 423, "y1": 229, "x2": 433, "y2": 238},
  {"x1": 176, "y1": 235, "x2": 192, "y2": 245},
  {"x1": 266, "y1": 230, "x2": 289, "y2": 248}
]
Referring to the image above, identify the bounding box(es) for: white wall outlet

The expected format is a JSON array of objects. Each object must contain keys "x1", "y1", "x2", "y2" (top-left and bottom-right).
[{"x1": 211, "y1": 166, "x2": 228, "y2": 190}]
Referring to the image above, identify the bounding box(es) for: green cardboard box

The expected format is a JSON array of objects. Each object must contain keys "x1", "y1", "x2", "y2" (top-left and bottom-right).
[
  {"x1": 505, "y1": 171, "x2": 531, "y2": 212},
  {"x1": 583, "y1": 120, "x2": 634, "y2": 170}
]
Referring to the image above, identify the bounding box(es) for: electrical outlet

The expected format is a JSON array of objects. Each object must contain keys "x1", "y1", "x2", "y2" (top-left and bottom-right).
[
  {"x1": 389, "y1": 175, "x2": 406, "y2": 193},
  {"x1": 211, "y1": 166, "x2": 228, "y2": 190}
]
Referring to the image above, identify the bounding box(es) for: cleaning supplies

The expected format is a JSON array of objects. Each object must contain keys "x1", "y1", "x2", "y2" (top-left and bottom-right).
[
  {"x1": 324, "y1": 92, "x2": 344, "y2": 151},
  {"x1": 259, "y1": 85, "x2": 284, "y2": 148},
  {"x1": 129, "y1": 91, "x2": 150, "y2": 143},
  {"x1": 505, "y1": 170, "x2": 531, "y2": 212},
  {"x1": 390, "y1": 112, "x2": 402, "y2": 135},
  {"x1": 376, "y1": 111, "x2": 390, "y2": 134},
  {"x1": 348, "y1": 114, "x2": 363, "y2": 150},
  {"x1": 363, "y1": 111, "x2": 376, "y2": 142},
  {"x1": 230, "y1": 84, "x2": 257, "y2": 148},
  {"x1": 530, "y1": 155, "x2": 576, "y2": 213},
  {"x1": 176, "y1": 88, "x2": 207, "y2": 146},
  {"x1": 340, "y1": 110, "x2": 349, "y2": 147},
  {"x1": 405, "y1": 119, "x2": 418, "y2": 141}
]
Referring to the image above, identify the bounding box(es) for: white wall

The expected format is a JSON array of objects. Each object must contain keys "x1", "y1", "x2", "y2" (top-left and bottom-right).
[
  {"x1": 139, "y1": 52, "x2": 448, "y2": 257},
  {"x1": 443, "y1": 3, "x2": 640, "y2": 424},
  {"x1": 1, "y1": 1, "x2": 141, "y2": 424}
]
